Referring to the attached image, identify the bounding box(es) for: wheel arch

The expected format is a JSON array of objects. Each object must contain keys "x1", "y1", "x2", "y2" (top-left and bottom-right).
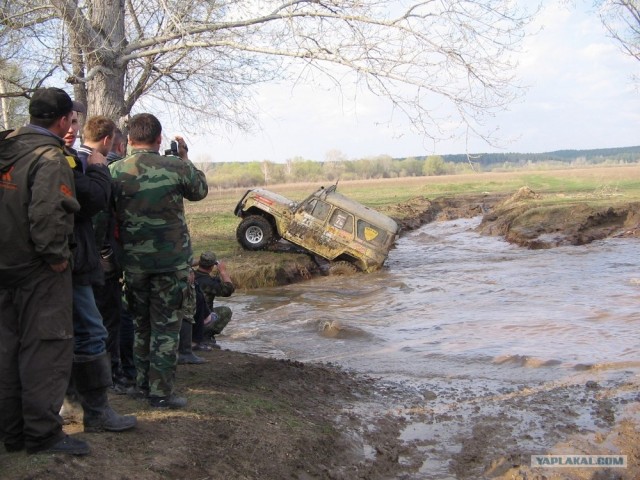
[{"x1": 329, "y1": 254, "x2": 364, "y2": 272}]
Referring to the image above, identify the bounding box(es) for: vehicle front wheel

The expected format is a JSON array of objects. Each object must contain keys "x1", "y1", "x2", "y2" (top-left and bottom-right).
[
  {"x1": 236, "y1": 215, "x2": 275, "y2": 250},
  {"x1": 328, "y1": 261, "x2": 359, "y2": 276}
]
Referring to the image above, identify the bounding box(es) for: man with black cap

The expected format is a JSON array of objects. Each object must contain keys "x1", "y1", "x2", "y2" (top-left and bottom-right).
[{"x1": 0, "y1": 87, "x2": 89, "y2": 455}]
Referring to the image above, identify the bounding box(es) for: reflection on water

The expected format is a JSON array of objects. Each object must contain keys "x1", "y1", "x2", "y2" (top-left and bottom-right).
[{"x1": 224, "y1": 217, "x2": 640, "y2": 382}]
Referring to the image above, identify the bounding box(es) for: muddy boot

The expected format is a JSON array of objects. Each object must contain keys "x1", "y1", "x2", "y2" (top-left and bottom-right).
[
  {"x1": 178, "y1": 320, "x2": 206, "y2": 365},
  {"x1": 60, "y1": 396, "x2": 83, "y2": 425},
  {"x1": 60, "y1": 378, "x2": 83, "y2": 425},
  {"x1": 73, "y1": 352, "x2": 137, "y2": 433}
]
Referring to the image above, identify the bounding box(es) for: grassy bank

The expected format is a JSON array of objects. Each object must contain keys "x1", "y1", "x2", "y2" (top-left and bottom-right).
[{"x1": 188, "y1": 165, "x2": 640, "y2": 289}]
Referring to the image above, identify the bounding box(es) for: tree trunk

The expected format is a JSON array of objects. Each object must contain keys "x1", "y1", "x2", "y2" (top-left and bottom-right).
[
  {"x1": 84, "y1": 0, "x2": 128, "y2": 125},
  {"x1": 87, "y1": 67, "x2": 127, "y2": 122}
]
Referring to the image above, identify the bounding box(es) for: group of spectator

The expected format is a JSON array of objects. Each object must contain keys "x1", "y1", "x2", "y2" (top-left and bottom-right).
[{"x1": 0, "y1": 87, "x2": 233, "y2": 456}]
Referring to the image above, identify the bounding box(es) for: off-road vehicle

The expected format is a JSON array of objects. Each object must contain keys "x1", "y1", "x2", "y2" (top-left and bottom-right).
[{"x1": 233, "y1": 184, "x2": 399, "y2": 274}]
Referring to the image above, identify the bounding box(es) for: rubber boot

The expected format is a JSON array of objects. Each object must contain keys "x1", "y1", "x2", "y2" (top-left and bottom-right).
[
  {"x1": 178, "y1": 320, "x2": 206, "y2": 365},
  {"x1": 73, "y1": 352, "x2": 137, "y2": 433},
  {"x1": 28, "y1": 435, "x2": 90, "y2": 456}
]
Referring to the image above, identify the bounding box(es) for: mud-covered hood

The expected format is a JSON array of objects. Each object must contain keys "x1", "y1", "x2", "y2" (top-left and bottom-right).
[{"x1": 248, "y1": 188, "x2": 297, "y2": 208}]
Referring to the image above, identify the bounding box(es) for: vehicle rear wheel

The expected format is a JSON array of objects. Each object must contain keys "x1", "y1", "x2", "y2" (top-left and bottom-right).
[
  {"x1": 328, "y1": 261, "x2": 359, "y2": 276},
  {"x1": 236, "y1": 215, "x2": 275, "y2": 250}
]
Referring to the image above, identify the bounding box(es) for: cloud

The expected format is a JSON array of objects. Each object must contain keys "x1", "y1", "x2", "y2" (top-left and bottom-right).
[
  {"x1": 190, "y1": 1, "x2": 640, "y2": 163},
  {"x1": 485, "y1": 1, "x2": 640, "y2": 153}
]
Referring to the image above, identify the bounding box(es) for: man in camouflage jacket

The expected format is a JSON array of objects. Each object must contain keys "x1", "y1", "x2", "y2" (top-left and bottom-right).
[{"x1": 109, "y1": 113, "x2": 208, "y2": 409}]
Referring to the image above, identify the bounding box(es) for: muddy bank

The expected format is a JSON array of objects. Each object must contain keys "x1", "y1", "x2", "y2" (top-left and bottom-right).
[
  {"x1": 384, "y1": 187, "x2": 640, "y2": 249},
  {"x1": 476, "y1": 187, "x2": 640, "y2": 249},
  {"x1": 1, "y1": 350, "x2": 409, "y2": 480},
  {"x1": 386, "y1": 192, "x2": 508, "y2": 231}
]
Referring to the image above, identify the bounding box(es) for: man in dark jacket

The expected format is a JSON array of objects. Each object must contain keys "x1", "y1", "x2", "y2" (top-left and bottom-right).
[
  {"x1": 88, "y1": 123, "x2": 134, "y2": 390},
  {"x1": 0, "y1": 88, "x2": 89, "y2": 455},
  {"x1": 64, "y1": 113, "x2": 136, "y2": 433}
]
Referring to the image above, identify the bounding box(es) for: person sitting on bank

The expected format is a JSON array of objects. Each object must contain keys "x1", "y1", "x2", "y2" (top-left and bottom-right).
[{"x1": 192, "y1": 252, "x2": 235, "y2": 350}]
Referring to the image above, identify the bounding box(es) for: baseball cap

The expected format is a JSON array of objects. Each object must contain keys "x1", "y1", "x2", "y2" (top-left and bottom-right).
[
  {"x1": 29, "y1": 87, "x2": 86, "y2": 119},
  {"x1": 198, "y1": 251, "x2": 217, "y2": 268}
]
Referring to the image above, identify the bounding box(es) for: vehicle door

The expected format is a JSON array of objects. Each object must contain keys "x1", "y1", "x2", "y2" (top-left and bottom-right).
[
  {"x1": 319, "y1": 207, "x2": 358, "y2": 259},
  {"x1": 284, "y1": 197, "x2": 332, "y2": 250},
  {"x1": 286, "y1": 198, "x2": 354, "y2": 260}
]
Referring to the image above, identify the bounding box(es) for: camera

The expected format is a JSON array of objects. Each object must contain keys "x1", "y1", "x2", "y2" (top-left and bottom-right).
[{"x1": 164, "y1": 140, "x2": 179, "y2": 156}]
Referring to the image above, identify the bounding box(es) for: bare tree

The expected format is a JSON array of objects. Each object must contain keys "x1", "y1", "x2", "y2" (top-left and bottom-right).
[
  {"x1": 1, "y1": 0, "x2": 532, "y2": 144},
  {"x1": 261, "y1": 159, "x2": 271, "y2": 185},
  {"x1": 325, "y1": 149, "x2": 347, "y2": 163},
  {"x1": 598, "y1": 0, "x2": 640, "y2": 69}
]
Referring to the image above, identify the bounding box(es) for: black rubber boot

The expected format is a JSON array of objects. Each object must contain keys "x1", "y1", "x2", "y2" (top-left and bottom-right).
[
  {"x1": 73, "y1": 352, "x2": 137, "y2": 433},
  {"x1": 178, "y1": 320, "x2": 206, "y2": 365},
  {"x1": 29, "y1": 435, "x2": 90, "y2": 456}
]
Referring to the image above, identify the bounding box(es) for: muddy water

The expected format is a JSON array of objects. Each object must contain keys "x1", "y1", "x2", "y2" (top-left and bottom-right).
[{"x1": 222, "y1": 217, "x2": 640, "y2": 479}]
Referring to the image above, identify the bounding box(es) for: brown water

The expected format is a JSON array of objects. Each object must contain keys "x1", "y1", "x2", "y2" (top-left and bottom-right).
[{"x1": 222, "y1": 217, "x2": 640, "y2": 478}]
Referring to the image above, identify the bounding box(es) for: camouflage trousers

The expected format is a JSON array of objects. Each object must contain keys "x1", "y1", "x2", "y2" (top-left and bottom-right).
[
  {"x1": 203, "y1": 306, "x2": 232, "y2": 337},
  {"x1": 125, "y1": 268, "x2": 189, "y2": 397}
]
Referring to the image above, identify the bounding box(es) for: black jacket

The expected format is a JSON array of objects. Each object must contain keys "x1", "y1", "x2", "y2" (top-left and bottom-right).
[{"x1": 71, "y1": 145, "x2": 111, "y2": 286}]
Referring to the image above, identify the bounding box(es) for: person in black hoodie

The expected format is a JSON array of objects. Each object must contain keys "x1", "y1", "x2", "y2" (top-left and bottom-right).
[
  {"x1": 0, "y1": 88, "x2": 89, "y2": 455},
  {"x1": 63, "y1": 112, "x2": 136, "y2": 433},
  {"x1": 88, "y1": 124, "x2": 134, "y2": 391}
]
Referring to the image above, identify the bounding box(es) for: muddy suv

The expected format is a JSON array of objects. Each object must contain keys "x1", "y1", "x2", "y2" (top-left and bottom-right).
[{"x1": 234, "y1": 184, "x2": 399, "y2": 273}]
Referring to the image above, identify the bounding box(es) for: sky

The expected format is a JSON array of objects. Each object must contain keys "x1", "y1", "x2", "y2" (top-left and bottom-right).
[{"x1": 181, "y1": 1, "x2": 640, "y2": 163}]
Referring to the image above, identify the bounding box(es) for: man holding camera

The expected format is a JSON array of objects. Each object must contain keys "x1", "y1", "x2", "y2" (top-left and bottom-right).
[
  {"x1": 109, "y1": 113, "x2": 208, "y2": 409},
  {"x1": 192, "y1": 251, "x2": 235, "y2": 350}
]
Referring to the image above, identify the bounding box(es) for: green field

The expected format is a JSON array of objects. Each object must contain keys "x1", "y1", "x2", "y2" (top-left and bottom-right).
[{"x1": 187, "y1": 164, "x2": 640, "y2": 288}]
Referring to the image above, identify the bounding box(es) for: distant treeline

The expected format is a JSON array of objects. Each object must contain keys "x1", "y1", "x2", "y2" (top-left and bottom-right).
[
  {"x1": 440, "y1": 145, "x2": 640, "y2": 166},
  {"x1": 199, "y1": 146, "x2": 640, "y2": 189}
]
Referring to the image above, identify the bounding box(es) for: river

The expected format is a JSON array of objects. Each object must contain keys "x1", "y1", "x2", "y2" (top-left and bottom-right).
[{"x1": 221, "y1": 217, "x2": 640, "y2": 479}]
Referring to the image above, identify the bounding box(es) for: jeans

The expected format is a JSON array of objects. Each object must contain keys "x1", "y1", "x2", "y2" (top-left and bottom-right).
[{"x1": 72, "y1": 284, "x2": 108, "y2": 356}]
